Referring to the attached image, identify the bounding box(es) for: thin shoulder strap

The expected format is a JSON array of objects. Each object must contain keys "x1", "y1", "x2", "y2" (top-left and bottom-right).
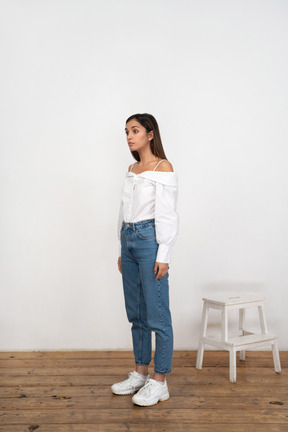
[
  {"x1": 153, "y1": 159, "x2": 166, "y2": 171},
  {"x1": 129, "y1": 162, "x2": 137, "y2": 172}
]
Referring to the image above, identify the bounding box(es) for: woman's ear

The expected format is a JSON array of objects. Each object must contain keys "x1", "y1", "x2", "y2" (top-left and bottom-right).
[{"x1": 148, "y1": 130, "x2": 154, "y2": 141}]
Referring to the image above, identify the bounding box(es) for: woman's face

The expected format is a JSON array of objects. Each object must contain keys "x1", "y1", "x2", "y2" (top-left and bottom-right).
[{"x1": 125, "y1": 119, "x2": 153, "y2": 153}]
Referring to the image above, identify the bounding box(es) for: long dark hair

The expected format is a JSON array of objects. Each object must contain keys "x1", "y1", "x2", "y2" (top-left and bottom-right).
[{"x1": 126, "y1": 113, "x2": 167, "y2": 162}]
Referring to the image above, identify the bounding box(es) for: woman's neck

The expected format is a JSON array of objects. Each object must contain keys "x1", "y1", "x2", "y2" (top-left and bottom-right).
[{"x1": 137, "y1": 148, "x2": 158, "y2": 165}]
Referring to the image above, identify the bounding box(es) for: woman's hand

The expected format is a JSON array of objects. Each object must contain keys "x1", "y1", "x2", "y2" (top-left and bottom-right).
[
  {"x1": 118, "y1": 257, "x2": 122, "y2": 274},
  {"x1": 154, "y1": 262, "x2": 169, "y2": 280}
]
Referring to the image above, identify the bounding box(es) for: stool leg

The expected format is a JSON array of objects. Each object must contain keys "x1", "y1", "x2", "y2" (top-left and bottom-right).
[
  {"x1": 271, "y1": 339, "x2": 281, "y2": 373},
  {"x1": 229, "y1": 348, "x2": 237, "y2": 383},
  {"x1": 221, "y1": 306, "x2": 228, "y2": 342},
  {"x1": 239, "y1": 308, "x2": 246, "y2": 361},
  {"x1": 258, "y1": 303, "x2": 268, "y2": 334},
  {"x1": 196, "y1": 302, "x2": 208, "y2": 369}
]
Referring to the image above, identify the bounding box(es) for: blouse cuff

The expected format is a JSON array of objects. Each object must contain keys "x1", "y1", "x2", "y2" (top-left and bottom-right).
[{"x1": 156, "y1": 244, "x2": 172, "y2": 264}]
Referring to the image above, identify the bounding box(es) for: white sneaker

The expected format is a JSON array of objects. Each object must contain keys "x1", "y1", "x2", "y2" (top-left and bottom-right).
[
  {"x1": 111, "y1": 371, "x2": 149, "y2": 395},
  {"x1": 132, "y1": 378, "x2": 170, "y2": 406}
]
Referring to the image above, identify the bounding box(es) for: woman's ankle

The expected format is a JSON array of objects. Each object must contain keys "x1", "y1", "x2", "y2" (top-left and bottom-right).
[
  {"x1": 152, "y1": 372, "x2": 165, "y2": 382},
  {"x1": 135, "y1": 365, "x2": 149, "y2": 376}
]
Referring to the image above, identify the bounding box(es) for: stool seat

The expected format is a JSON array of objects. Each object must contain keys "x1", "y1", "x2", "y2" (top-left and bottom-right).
[
  {"x1": 202, "y1": 294, "x2": 265, "y2": 306},
  {"x1": 196, "y1": 295, "x2": 281, "y2": 382}
]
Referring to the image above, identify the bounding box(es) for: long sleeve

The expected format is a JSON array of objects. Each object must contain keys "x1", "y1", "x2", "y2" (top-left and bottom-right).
[
  {"x1": 155, "y1": 180, "x2": 179, "y2": 264},
  {"x1": 117, "y1": 199, "x2": 124, "y2": 257}
]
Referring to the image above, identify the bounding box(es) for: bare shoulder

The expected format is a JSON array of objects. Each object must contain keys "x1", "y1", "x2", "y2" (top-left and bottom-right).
[
  {"x1": 128, "y1": 162, "x2": 136, "y2": 172},
  {"x1": 157, "y1": 160, "x2": 174, "y2": 172}
]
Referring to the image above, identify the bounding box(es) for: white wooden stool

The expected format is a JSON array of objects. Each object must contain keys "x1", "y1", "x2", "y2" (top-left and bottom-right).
[{"x1": 196, "y1": 295, "x2": 281, "y2": 382}]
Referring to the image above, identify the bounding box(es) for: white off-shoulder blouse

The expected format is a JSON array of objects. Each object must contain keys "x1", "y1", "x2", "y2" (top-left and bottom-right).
[{"x1": 117, "y1": 165, "x2": 179, "y2": 263}]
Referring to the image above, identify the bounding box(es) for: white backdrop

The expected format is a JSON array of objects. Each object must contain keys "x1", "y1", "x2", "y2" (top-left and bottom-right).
[{"x1": 0, "y1": 0, "x2": 287, "y2": 351}]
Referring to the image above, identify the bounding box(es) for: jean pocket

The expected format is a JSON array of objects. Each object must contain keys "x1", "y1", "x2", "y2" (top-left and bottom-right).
[{"x1": 135, "y1": 225, "x2": 156, "y2": 240}]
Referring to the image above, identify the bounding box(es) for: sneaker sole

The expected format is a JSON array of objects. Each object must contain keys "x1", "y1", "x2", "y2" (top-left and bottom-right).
[
  {"x1": 112, "y1": 387, "x2": 143, "y2": 396},
  {"x1": 112, "y1": 390, "x2": 136, "y2": 395},
  {"x1": 132, "y1": 393, "x2": 170, "y2": 406}
]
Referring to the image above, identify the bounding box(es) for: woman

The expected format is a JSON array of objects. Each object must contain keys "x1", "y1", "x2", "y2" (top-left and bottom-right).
[{"x1": 111, "y1": 113, "x2": 179, "y2": 406}]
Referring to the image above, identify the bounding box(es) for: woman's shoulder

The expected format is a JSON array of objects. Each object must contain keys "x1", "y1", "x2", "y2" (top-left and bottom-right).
[
  {"x1": 156, "y1": 159, "x2": 174, "y2": 172},
  {"x1": 127, "y1": 162, "x2": 136, "y2": 172}
]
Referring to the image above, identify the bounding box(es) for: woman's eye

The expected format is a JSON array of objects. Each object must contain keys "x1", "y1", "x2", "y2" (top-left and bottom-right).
[{"x1": 133, "y1": 130, "x2": 139, "y2": 133}]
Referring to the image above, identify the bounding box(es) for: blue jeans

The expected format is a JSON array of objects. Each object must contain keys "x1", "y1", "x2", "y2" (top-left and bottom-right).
[{"x1": 120, "y1": 219, "x2": 173, "y2": 374}]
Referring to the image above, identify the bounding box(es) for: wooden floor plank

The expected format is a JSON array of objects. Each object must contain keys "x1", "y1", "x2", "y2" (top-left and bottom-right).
[
  {"x1": 1, "y1": 408, "x2": 288, "y2": 424},
  {"x1": 1, "y1": 354, "x2": 286, "y2": 368},
  {"x1": 0, "y1": 351, "x2": 136, "y2": 360},
  {"x1": 0, "y1": 425, "x2": 287, "y2": 432},
  {"x1": 1, "y1": 384, "x2": 287, "y2": 399},
  {"x1": 1, "y1": 373, "x2": 286, "y2": 388},
  {"x1": 1, "y1": 366, "x2": 286, "y2": 377},
  {"x1": 0, "y1": 395, "x2": 287, "y2": 410},
  {"x1": 0, "y1": 350, "x2": 286, "y2": 361}
]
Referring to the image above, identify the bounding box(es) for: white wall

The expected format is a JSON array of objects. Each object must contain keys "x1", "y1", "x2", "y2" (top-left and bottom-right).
[{"x1": 0, "y1": 0, "x2": 287, "y2": 351}]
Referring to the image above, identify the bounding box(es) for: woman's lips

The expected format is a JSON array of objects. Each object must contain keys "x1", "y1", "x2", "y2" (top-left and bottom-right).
[{"x1": 128, "y1": 142, "x2": 134, "y2": 146}]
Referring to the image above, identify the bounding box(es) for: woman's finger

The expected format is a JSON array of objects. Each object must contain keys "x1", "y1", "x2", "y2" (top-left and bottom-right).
[
  {"x1": 154, "y1": 263, "x2": 159, "y2": 274},
  {"x1": 156, "y1": 268, "x2": 164, "y2": 279},
  {"x1": 118, "y1": 257, "x2": 122, "y2": 274}
]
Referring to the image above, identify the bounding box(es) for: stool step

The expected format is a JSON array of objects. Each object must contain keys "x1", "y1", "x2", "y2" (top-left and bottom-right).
[
  {"x1": 204, "y1": 333, "x2": 278, "y2": 349},
  {"x1": 203, "y1": 295, "x2": 265, "y2": 306}
]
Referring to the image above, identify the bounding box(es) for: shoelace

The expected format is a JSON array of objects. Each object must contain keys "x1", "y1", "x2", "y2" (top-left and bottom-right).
[
  {"x1": 137, "y1": 379, "x2": 154, "y2": 396},
  {"x1": 127, "y1": 371, "x2": 141, "y2": 385}
]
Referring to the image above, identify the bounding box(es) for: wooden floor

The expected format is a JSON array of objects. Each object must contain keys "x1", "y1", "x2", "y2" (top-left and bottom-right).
[{"x1": 0, "y1": 351, "x2": 287, "y2": 432}]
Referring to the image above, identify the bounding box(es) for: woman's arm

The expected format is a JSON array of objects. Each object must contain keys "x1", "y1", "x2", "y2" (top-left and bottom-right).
[
  {"x1": 155, "y1": 182, "x2": 178, "y2": 261},
  {"x1": 154, "y1": 162, "x2": 179, "y2": 278},
  {"x1": 117, "y1": 200, "x2": 124, "y2": 254}
]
